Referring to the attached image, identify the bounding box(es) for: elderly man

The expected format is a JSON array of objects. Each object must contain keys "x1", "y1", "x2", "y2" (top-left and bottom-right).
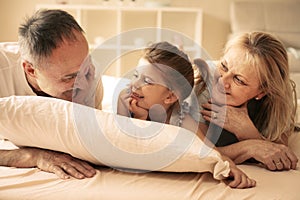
[{"x1": 0, "y1": 9, "x2": 103, "y2": 179}]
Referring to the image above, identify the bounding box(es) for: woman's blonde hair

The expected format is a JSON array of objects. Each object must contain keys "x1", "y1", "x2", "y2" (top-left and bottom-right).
[{"x1": 225, "y1": 31, "x2": 297, "y2": 142}]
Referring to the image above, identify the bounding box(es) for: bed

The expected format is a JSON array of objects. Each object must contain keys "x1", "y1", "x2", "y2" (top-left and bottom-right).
[
  {"x1": 1, "y1": 1, "x2": 300, "y2": 199},
  {"x1": 0, "y1": 75, "x2": 299, "y2": 200}
]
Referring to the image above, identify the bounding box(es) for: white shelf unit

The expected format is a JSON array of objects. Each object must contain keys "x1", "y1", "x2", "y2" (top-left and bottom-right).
[{"x1": 36, "y1": 4, "x2": 203, "y2": 76}]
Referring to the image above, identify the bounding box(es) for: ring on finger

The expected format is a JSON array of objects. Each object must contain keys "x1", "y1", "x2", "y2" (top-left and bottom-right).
[
  {"x1": 275, "y1": 161, "x2": 282, "y2": 166},
  {"x1": 212, "y1": 112, "x2": 217, "y2": 119}
]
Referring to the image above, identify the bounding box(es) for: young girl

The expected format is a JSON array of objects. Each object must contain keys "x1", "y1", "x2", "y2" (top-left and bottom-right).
[
  {"x1": 117, "y1": 41, "x2": 256, "y2": 189},
  {"x1": 118, "y1": 41, "x2": 198, "y2": 131}
]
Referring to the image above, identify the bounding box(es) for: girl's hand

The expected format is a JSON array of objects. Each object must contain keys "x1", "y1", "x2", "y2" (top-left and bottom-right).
[
  {"x1": 222, "y1": 155, "x2": 256, "y2": 189},
  {"x1": 129, "y1": 99, "x2": 148, "y2": 120}
]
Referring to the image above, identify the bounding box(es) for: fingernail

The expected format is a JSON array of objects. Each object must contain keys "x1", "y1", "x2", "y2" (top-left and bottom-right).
[{"x1": 78, "y1": 174, "x2": 84, "y2": 179}]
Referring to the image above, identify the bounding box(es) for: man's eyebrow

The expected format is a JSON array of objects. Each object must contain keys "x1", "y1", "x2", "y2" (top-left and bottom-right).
[{"x1": 63, "y1": 71, "x2": 79, "y2": 79}]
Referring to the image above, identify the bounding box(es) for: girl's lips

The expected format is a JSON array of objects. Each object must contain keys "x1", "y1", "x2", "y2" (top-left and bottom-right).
[{"x1": 130, "y1": 92, "x2": 143, "y2": 100}]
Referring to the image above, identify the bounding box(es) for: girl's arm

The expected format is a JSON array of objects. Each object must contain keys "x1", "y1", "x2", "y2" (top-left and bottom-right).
[
  {"x1": 182, "y1": 116, "x2": 256, "y2": 188},
  {"x1": 117, "y1": 89, "x2": 131, "y2": 117}
]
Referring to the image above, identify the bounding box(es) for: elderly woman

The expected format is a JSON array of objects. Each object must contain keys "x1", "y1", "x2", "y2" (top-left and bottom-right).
[{"x1": 199, "y1": 31, "x2": 298, "y2": 171}]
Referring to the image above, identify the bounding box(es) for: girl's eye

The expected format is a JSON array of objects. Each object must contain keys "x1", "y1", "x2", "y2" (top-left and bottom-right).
[
  {"x1": 132, "y1": 72, "x2": 138, "y2": 79},
  {"x1": 144, "y1": 77, "x2": 154, "y2": 84}
]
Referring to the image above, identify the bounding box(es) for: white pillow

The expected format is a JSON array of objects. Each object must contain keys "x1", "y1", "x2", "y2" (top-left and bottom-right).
[{"x1": 0, "y1": 96, "x2": 229, "y2": 180}]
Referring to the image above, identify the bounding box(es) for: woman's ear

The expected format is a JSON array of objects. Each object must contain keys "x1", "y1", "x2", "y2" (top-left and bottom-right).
[
  {"x1": 255, "y1": 91, "x2": 266, "y2": 100},
  {"x1": 164, "y1": 91, "x2": 178, "y2": 105},
  {"x1": 22, "y1": 60, "x2": 37, "y2": 78}
]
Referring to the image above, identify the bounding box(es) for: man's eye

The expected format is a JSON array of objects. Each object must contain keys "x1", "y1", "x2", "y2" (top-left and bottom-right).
[{"x1": 62, "y1": 75, "x2": 77, "y2": 82}]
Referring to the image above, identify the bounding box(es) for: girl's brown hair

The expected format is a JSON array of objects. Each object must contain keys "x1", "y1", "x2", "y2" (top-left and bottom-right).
[{"x1": 143, "y1": 41, "x2": 194, "y2": 100}]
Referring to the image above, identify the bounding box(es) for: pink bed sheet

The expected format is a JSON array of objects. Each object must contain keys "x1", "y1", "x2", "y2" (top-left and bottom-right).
[{"x1": 0, "y1": 133, "x2": 299, "y2": 200}]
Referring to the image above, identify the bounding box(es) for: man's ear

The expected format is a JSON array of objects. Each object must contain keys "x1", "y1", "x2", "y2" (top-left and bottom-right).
[
  {"x1": 22, "y1": 61, "x2": 36, "y2": 78},
  {"x1": 164, "y1": 91, "x2": 178, "y2": 105}
]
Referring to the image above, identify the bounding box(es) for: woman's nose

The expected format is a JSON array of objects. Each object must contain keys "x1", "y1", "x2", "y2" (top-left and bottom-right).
[{"x1": 219, "y1": 72, "x2": 231, "y2": 89}]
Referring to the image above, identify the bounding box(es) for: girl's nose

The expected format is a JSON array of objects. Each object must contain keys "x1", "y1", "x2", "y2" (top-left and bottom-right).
[{"x1": 131, "y1": 78, "x2": 144, "y2": 90}]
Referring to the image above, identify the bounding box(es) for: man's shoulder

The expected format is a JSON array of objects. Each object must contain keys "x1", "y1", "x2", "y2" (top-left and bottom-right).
[
  {"x1": 0, "y1": 42, "x2": 20, "y2": 69},
  {"x1": 0, "y1": 42, "x2": 19, "y2": 54}
]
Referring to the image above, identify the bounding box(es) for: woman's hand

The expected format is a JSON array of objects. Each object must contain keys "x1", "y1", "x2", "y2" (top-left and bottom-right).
[
  {"x1": 220, "y1": 139, "x2": 298, "y2": 171},
  {"x1": 222, "y1": 155, "x2": 256, "y2": 189},
  {"x1": 236, "y1": 140, "x2": 298, "y2": 171},
  {"x1": 1, "y1": 147, "x2": 97, "y2": 179},
  {"x1": 201, "y1": 101, "x2": 261, "y2": 140}
]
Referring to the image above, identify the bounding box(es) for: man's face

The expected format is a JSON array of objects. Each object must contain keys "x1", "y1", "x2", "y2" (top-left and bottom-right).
[{"x1": 34, "y1": 31, "x2": 91, "y2": 102}]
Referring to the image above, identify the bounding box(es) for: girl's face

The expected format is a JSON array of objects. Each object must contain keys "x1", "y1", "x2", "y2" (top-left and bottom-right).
[
  {"x1": 211, "y1": 46, "x2": 265, "y2": 106},
  {"x1": 129, "y1": 58, "x2": 175, "y2": 110}
]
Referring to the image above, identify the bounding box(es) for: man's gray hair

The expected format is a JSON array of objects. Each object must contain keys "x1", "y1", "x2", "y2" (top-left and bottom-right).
[{"x1": 18, "y1": 9, "x2": 84, "y2": 66}]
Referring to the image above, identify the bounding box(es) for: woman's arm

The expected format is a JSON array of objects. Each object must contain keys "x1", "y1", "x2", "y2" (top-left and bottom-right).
[
  {"x1": 0, "y1": 147, "x2": 96, "y2": 179},
  {"x1": 200, "y1": 102, "x2": 298, "y2": 171},
  {"x1": 217, "y1": 139, "x2": 298, "y2": 171}
]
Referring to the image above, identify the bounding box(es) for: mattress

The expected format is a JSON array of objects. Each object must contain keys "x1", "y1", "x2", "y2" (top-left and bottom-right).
[
  {"x1": 0, "y1": 133, "x2": 299, "y2": 200},
  {"x1": 0, "y1": 75, "x2": 299, "y2": 200}
]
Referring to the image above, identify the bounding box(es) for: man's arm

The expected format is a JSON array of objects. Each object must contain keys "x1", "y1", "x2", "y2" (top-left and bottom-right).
[{"x1": 0, "y1": 147, "x2": 97, "y2": 179}]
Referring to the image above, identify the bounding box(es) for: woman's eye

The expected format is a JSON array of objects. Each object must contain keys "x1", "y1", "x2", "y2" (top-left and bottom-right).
[
  {"x1": 234, "y1": 76, "x2": 246, "y2": 85},
  {"x1": 220, "y1": 62, "x2": 228, "y2": 71}
]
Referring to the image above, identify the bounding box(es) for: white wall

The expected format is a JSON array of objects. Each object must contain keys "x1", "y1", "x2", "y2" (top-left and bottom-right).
[{"x1": 1, "y1": 0, "x2": 298, "y2": 59}]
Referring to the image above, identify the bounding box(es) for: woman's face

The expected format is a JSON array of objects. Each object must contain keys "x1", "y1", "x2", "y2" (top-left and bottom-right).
[
  {"x1": 129, "y1": 58, "x2": 174, "y2": 110},
  {"x1": 211, "y1": 46, "x2": 265, "y2": 106}
]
